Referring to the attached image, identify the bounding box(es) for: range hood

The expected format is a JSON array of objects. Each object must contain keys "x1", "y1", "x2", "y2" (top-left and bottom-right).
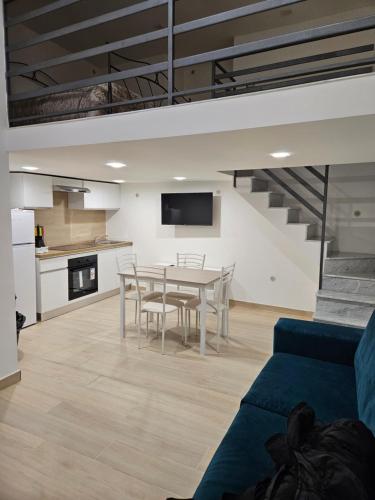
[{"x1": 53, "y1": 184, "x2": 91, "y2": 193}]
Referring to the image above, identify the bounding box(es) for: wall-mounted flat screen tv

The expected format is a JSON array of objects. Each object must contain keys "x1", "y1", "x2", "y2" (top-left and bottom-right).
[{"x1": 161, "y1": 192, "x2": 213, "y2": 226}]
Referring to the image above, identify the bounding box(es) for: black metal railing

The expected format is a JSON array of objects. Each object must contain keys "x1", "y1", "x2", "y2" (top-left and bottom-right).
[{"x1": 3, "y1": 0, "x2": 375, "y2": 126}]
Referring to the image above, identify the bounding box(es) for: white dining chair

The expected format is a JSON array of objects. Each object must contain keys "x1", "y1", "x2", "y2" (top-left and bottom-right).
[
  {"x1": 133, "y1": 265, "x2": 184, "y2": 354},
  {"x1": 166, "y1": 252, "x2": 206, "y2": 301},
  {"x1": 116, "y1": 252, "x2": 162, "y2": 324},
  {"x1": 184, "y1": 263, "x2": 235, "y2": 352}
]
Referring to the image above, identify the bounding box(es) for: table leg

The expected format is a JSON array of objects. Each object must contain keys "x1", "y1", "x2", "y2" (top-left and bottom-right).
[
  {"x1": 120, "y1": 275, "x2": 126, "y2": 338},
  {"x1": 200, "y1": 286, "x2": 207, "y2": 356}
]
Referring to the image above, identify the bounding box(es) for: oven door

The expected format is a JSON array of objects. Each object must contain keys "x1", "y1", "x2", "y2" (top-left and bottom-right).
[{"x1": 68, "y1": 256, "x2": 98, "y2": 301}]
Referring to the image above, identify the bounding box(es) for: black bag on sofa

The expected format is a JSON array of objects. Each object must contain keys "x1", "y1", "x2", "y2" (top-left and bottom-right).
[{"x1": 223, "y1": 402, "x2": 375, "y2": 500}]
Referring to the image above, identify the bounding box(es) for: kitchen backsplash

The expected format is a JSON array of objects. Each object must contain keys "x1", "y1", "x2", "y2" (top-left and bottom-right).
[{"x1": 35, "y1": 192, "x2": 106, "y2": 246}]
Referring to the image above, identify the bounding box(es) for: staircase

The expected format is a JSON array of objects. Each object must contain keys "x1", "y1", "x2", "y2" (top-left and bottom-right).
[
  {"x1": 232, "y1": 169, "x2": 375, "y2": 328},
  {"x1": 315, "y1": 253, "x2": 375, "y2": 328},
  {"x1": 233, "y1": 172, "x2": 332, "y2": 285},
  {"x1": 235, "y1": 173, "x2": 331, "y2": 247}
]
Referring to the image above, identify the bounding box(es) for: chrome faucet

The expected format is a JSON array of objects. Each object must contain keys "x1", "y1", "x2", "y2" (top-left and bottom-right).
[{"x1": 94, "y1": 234, "x2": 108, "y2": 244}]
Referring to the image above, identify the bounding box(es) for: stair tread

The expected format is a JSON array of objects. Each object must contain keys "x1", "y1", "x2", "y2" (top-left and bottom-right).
[
  {"x1": 287, "y1": 222, "x2": 315, "y2": 226},
  {"x1": 326, "y1": 252, "x2": 375, "y2": 260},
  {"x1": 324, "y1": 272, "x2": 375, "y2": 281},
  {"x1": 306, "y1": 238, "x2": 334, "y2": 242},
  {"x1": 313, "y1": 314, "x2": 367, "y2": 329},
  {"x1": 317, "y1": 290, "x2": 375, "y2": 305}
]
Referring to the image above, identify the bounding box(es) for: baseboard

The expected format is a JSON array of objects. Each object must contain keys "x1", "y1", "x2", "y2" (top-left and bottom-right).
[
  {"x1": 0, "y1": 369, "x2": 21, "y2": 391},
  {"x1": 229, "y1": 299, "x2": 313, "y2": 317},
  {"x1": 38, "y1": 288, "x2": 120, "y2": 321}
]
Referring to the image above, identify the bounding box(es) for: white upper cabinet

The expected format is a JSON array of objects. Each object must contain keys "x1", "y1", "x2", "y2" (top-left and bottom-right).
[
  {"x1": 68, "y1": 181, "x2": 121, "y2": 210},
  {"x1": 10, "y1": 173, "x2": 53, "y2": 209}
]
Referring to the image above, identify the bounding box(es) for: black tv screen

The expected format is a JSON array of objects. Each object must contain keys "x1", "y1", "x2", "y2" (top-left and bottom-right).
[{"x1": 161, "y1": 192, "x2": 213, "y2": 226}]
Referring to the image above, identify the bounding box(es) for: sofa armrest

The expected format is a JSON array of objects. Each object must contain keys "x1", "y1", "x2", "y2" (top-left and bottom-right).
[{"x1": 274, "y1": 318, "x2": 364, "y2": 366}]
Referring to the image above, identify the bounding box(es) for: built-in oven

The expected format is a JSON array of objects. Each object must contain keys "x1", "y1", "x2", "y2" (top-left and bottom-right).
[{"x1": 68, "y1": 254, "x2": 98, "y2": 301}]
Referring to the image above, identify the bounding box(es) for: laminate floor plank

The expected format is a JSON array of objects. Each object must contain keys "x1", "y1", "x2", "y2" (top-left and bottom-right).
[{"x1": 0, "y1": 295, "x2": 311, "y2": 499}]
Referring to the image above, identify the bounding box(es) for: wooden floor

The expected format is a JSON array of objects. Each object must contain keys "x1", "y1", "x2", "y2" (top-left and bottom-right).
[{"x1": 0, "y1": 296, "x2": 311, "y2": 500}]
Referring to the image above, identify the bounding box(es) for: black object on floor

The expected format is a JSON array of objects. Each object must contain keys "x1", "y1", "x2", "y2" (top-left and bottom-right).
[
  {"x1": 222, "y1": 402, "x2": 375, "y2": 500},
  {"x1": 16, "y1": 311, "x2": 26, "y2": 345}
]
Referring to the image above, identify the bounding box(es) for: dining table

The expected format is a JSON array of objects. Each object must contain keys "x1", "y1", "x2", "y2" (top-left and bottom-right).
[{"x1": 118, "y1": 266, "x2": 222, "y2": 355}]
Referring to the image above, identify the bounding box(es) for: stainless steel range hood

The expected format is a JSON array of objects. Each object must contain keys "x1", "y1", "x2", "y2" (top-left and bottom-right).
[{"x1": 53, "y1": 185, "x2": 91, "y2": 193}]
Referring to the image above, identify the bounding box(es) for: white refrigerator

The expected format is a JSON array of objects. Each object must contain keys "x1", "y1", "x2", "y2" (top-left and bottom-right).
[{"x1": 11, "y1": 209, "x2": 37, "y2": 328}]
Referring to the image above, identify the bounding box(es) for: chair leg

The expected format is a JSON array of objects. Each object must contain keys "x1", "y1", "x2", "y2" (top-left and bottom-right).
[
  {"x1": 138, "y1": 311, "x2": 142, "y2": 349},
  {"x1": 195, "y1": 311, "x2": 198, "y2": 335},
  {"x1": 180, "y1": 307, "x2": 184, "y2": 343},
  {"x1": 177, "y1": 309, "x2": 180, "y2": 326},
  {"x1": 161, "y1": 313, "x2": 166, "y2": 355},
  {"x1": 216, "y1": 311, "x2": 222, "y2": 353},
  {"x1": 157, "y1": 314, "x2": 160, "y2": 335},
  {"x1": 134, "y1": 300, "x2": 138, "y2": 325},
  {"x1": 184, "y1": 309, "x2": 188, "y2": 344},
  {"x1": 146, "y1": 312, "x2": 149, "y2": 338}
]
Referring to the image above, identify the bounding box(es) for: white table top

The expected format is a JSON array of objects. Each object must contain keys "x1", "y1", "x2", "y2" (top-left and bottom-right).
[{"x1": 119, "y1": 266, "x2": 222, "y2": 287}]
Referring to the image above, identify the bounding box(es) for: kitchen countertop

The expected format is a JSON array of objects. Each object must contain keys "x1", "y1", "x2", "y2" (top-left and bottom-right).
[{"x1": 36, "y1": 241, "x2": 133, "y2": 260}]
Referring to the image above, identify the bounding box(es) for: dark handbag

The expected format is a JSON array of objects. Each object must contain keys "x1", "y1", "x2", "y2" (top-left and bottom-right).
[{"x1": 223, "y1": 403, "x2": 375, "y2": 500}]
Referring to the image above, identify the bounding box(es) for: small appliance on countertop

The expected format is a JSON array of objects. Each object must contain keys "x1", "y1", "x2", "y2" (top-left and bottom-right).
[{"x1": 35, "y1": 224, "x2": 48, "y2": 254}]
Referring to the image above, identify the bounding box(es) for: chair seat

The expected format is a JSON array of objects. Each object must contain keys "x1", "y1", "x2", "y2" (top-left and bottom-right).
[
  {"x1": 242, "y1": 353, "x2": 358, "y2": 423},
  {"x1": 184, "y1": 297, "x2": 219, "y2": 312},
  {"x1": 142, "y1": 302, "x2": 179, "y2": 314},
  {"x1": 126, "y1": 290, "x2": 162, "y2": 301},
  {"x1": 166, "y1": 291, "x2": 197, "y2": 301},
  {"x1": 153, "y1": 296, "x2": 185, "y2": 308}
]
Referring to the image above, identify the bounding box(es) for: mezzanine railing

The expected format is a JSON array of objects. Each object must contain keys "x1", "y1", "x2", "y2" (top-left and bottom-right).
[{"x1": 3, "y1": 0, "x2": 375, "y2": 126}]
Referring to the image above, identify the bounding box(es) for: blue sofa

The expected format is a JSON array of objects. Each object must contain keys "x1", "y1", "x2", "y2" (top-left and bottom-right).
[{"x1": 194, "y1": 311, "x2": 375, "y2": 500}]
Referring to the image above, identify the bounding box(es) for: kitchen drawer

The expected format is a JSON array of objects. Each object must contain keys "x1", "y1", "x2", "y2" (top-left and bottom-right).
[{"x1": 39, "y1": 257, "x2": 68, "y2": 273}]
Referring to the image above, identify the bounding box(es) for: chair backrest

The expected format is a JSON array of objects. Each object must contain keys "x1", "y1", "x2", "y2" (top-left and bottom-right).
[
  {"x1": 354, "y1": 310, "x2": 375, "y2": 436},
  {"x1": 132, "y1": 265, "x2": 167, "y2": 311},
  {"x1": 215, "y1": 264, "x2": 235, "y2": 307},
  {"x1": 177, "y1": 253, "x2": 206, "y2": 270},
  {"x1": 116, "y1": 252, "x2": 137, "y2": 273}
]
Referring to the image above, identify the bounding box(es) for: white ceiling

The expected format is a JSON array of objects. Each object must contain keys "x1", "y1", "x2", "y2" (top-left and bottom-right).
[{"x1": 9, "y1": 114, "x2": 375, "y2": 183}]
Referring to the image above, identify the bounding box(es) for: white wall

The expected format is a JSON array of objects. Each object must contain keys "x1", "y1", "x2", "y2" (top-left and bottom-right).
[
  {"x1": 107, "y1": 181, "x2": 318, "y2": 311},
  {"x1": 328, "y1": 164, "x2": 375, "y2": 254},
  {"x1": 0, "y1": 10, "x2": 18, "y2": 379}
]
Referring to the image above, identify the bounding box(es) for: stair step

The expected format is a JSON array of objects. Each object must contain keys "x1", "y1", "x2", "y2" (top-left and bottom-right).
[
  {"x1": 324, "y1": 255, "x2": 375, "y2": 275},
  {"x1": 287, "y1": 222, "x2": 317, "y2": 240},
  {"x1": 250, "y1": 178, "x2": 269, "y2": 192},
  {"x1": 313, "y1": 314, "x2": 367, "y2": 329},
  {"x1": 317, "y1": 290, "x2": 375, "y2": 305},
  {"x1": 268, "y1": 192, "x2": 284, "y2": 207},
  {"x1": 322, "y1": 273, "x2": 375, "y2": 296},
  {"x1": 315, "y1": 290, "x2": 375, "y2": 328},
  {"x1": 269, "y1": 207, "x2": 300, "y2": 223}
]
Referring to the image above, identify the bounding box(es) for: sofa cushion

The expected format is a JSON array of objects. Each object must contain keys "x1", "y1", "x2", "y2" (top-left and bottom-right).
[
  {"x1": 242, "y1": 353, "x2": 358, "y2": 423},
  {"x1": 194, "y1": 404, "x2": 286, "y2": 500},
  {"x1": 355, "y1": 310, "x2": 375, "y2": 435}
]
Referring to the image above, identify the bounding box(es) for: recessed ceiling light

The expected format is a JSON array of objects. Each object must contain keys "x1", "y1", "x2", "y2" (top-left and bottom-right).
[
  {"x1": 270, "y1": 151, "x2": 292, "y2": 159},
  {"x1": 112, "y1": 179, "x2": 126, "y2": 183},
  {"x1": 173, "y1": 176, "x2": 187, "y2": 181},
  {"x1": 21, "y1": 166, "x2": 39, "y2": 171},
  {"x1": 106, "y1": 162, "x2": 127, "y2": 168}
]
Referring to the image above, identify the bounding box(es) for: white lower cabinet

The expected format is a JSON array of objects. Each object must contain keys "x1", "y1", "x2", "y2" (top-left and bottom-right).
[
  {"x1": 36, "y1": 246, "x2": 132, "y2": 319},
  {"x1": 98, "y1": 246, "x2": 132, "y2": 294},
  {"x1": 36, "y1": 257, "x2": 69, "y2": 314}
]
